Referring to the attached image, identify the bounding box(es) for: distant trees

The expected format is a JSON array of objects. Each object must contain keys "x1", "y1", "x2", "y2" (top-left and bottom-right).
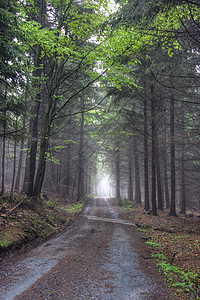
[
  {"x1": 0, "y1": 0, "x2": 200, "y2": 215},
  {"x1": 0, "y1": 0, "x2": 28, "y2": 196},
  {"x1": 102, "y1": 0, "x2": 200, "y2": 214}
]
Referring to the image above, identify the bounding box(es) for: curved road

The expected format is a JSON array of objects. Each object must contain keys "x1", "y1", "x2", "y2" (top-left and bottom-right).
[{"x1": 0, "y1": 198, "x2": 175, "y2": 299}]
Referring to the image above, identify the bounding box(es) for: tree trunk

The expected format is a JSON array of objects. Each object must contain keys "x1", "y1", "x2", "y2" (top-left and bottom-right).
[
  {"x1": 161, "y1": 109, "x2": 170, "y2": 209},
  {"x1": 115, "y1": 141, "x2": 120, "y2": 199},
  {"x1": 134, "y1": 139, "x2": 141, "y2": 204},
  {"x1": 11, "y1": 140, "x2": 17, "y2": 193},
  {"x1": 33, "y1": 100, "x2": 52, "y2": 197},
  {"x1": 179, "y1": 102, "x2": 186, "y2": 214},
  {"x1": 23, "y1": 45, "x2": 42, "y2": 196},
  {"x1": 21, "y1": 139, "x2": 30, "y2": 193},
  {"x1": 156, "y1": 140, "x2": 163, "y2": 210},
  {"x1": 0, "y1": 109, "x2": 6, "y2": 196},
  {"x1": 169, "y1": 94, "x2": 177, "y2": 216},
  {"x1": 88, "y1": 172, "x2": 91, "y2": 195},
  {"x1": 65, "y1": 143, "x2": 71, "y2": 196},
  {"x1": 15, "y1": 138, "x2": 24, "y2": 191},
  {"x1": 128, "y1": 138, "x2": 133, "y2": 202},
  {"x1": 144, "y1": 98, "x2": 150, "y2": 211},
  {"x1": 23, "y1": 0, "x2": 45, "y2": 196},
  {"x1": 163, "y1": 156, "x2": 170, "y2": 209},
  {"x1": 0, "y1": 131, "x2": 6, "y2": 196},
  {"x1": 85, "y1": 166, "x2": 88, "y2": 195},
  {"x1": 76, "y1": 97, "x2": 85, "y2": 201},
  {"x1": 151, "y1": 85, "x2": 157, "y2": 215}
]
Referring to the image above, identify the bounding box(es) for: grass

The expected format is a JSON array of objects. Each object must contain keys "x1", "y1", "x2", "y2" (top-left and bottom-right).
[{"x1": 62, "y1": 203, "x2": 84, "y2": 213}]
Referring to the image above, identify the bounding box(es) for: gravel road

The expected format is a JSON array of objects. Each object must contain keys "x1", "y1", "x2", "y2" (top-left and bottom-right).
[{"x1": 0, "y1": 198, "x2": 175, "y2": 299}]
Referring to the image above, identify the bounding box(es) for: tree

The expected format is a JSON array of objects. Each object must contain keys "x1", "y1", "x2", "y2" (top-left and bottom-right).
[{"x1": 19, "y1": 0, "x2": 111, "y2": 197}]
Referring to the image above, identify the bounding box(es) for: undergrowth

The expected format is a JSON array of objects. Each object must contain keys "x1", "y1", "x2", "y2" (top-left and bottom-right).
[
  {"x1": 118, "y1": 202, "x2": 200, "y2": 299},
  {"x1": 117, "y1": 198, "x2": 135, "y2": 210},
  {"x1": 0, "y1": 195, "x2": 85, "y2": 255},
  {"x1": 146, "y1": 235, "x2": 200, "y2": 299},
  {"x1": 62, "y1": 203, "x2": 84, "y2": 213},
  {"x1": 153, "y1": 252, "x2": 200, "y2": 298}
]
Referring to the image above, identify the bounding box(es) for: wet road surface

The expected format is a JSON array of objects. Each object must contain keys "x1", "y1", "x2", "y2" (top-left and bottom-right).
[{"x1": 0, "y1": 198, "x2": 174, "y2": 299}]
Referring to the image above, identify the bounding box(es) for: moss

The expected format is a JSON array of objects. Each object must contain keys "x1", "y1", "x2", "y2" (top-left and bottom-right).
[
  {"x1": 0, "y1": 233, "x2": 15, "y2": 248},
  {"x1": 0, "y1": 197, "x2": 85, "y2": 256}
]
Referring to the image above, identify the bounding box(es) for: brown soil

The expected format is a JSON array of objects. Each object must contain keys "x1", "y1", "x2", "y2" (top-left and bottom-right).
[
  {"x1": 0, "y1": 197, "x2": 199, "y2": 299},
  {"x1": 0, "y1": 193, "x2": 84, "y2": 262},
  {"x1": 124, "y1": 204, "x2": 200, "y2": 299},
  {"x1": 14, "y1": 198, "x2": 175, "y2": 300}
]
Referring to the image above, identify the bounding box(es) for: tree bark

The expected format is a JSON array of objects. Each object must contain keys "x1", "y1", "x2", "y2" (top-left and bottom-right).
[
  {"x1": 128, "y1": 138, "x2": 133, "y2": 202},
  {"x1": 23, "y1": 0, "x2": 45, "y2": 196},
  {"x1": 156, "y1": 140, "x2": 163, "y2": 210},
  {"x1": 76, "y1": 97, "x2": 85, "y2": 201},
  {"x1": 169, "y1": 94, "x2": 177, "y2": 216},
  {"x1": 163, "y1": 155, "x2": 170, "y2": 209},
  {"x1": 161, "y1": 108, "x2": 170, "y2": 209},
  {"x1": 115, "y1": 140, "x2": 120, "y2": 199},
  {"x1": 179, "y1": 102, "x2": 186, "y2": 214},
  {"x1": 65, "y1": 143, "x2": 71, "y2": 197},
  {"x1": 134, "y1": 138, "x2": 141, "y2": 204},
  {"x1": 151, "y1": 85, "x2": 157, "y2": 215},
  {"x1": 144, "y1": 98, "x2": 150, "y2": 211},
  {"x1": 33, "y1": 98, "x2": 53, "y2": 196},
  {"x1": 15, "y1": 138, "x2": 24, "y2": 191},
  {"x1": 23, "y1": 45, "x2": 42, "y2": 196},
  {"x1": 0, "y1": 107, "x2": 6, "y2": 196},
  {"x1": 11, "y1": 139, "x2": 17, "y2": 194}
]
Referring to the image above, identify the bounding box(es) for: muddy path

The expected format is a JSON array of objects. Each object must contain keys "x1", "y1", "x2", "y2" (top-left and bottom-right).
[{"x1": 0, "y1": 198, "x2": 175, "y2": 299}]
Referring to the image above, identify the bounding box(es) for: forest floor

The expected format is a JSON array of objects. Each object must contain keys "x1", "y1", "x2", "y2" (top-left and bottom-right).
[
  {"x1": 119, "y1": 200, "x2": 200, "y2": 299},
  {"x1": 0, "y1": 193, "x2": 85, "y2": 262},
  {"x1": 0, "y1": 195, "x2": 199, "y2": 299},
  {"x1": 0, "y1": 197, "x2": 175, "y2": 300}
]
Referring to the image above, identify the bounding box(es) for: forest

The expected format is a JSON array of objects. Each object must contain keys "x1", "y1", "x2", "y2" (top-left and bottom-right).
[{"x1": 1, "y1": 0, "x2": 200, "y2": 217}]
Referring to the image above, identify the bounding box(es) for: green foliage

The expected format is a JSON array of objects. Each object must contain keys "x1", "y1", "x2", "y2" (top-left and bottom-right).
[
  {"x1": 0, "y1": 233, "x2": 15, "y2": 248},
  {"x1": 46, "y1": 200, "x2": 57, "y2": 209},
  {"x1": 173, "y1": 234, "x2": 190, "y2": 240},
  {"x1": 44, "y1": 152, "x2": 60, "y2": 165},
  {"x1": 0, "y1": 0, "x2": 25, "y2": 81},
  {"x1": 147, "y1": 236, "x2": 200, "y2": 298},
  {"x1": 151, "y1": 253, "x2": 167, "y2": 260},
  {"x1": 117, "y1": 198, "x2": 135, "y2": 209},
  {"x1": 63, "y1": 203, "x2": 84, "y2": 214},
  {"x1": 1, "y1": 198, "x2": 7, "y2": 204},
  {"x1": 137, "y1": 228, "x2": 146, "y2": 232},
  {"x1": 146, "y1": 241, "x2": 161, "y2": 247},
  {"x1": 157, "y1": 261, "x2": 200, "y2": 297}
]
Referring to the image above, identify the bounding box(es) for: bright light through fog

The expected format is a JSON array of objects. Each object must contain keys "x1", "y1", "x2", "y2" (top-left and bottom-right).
[{"x1": 97, "y1": 177, "x2": 111, "y2": 198}]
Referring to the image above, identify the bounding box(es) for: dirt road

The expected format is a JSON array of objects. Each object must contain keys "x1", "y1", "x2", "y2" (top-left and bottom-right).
[{"x1": 0, "y1": 198, "x2": 175, "y2": 299}]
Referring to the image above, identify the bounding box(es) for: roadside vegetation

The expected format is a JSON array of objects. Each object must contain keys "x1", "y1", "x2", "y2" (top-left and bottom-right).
[
  {"x1": 117, "y1": 199, "x2": 200, "y2": 299},
  {"x1": 0, "y1": 193, "x2": 85, "y2": 261}
]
